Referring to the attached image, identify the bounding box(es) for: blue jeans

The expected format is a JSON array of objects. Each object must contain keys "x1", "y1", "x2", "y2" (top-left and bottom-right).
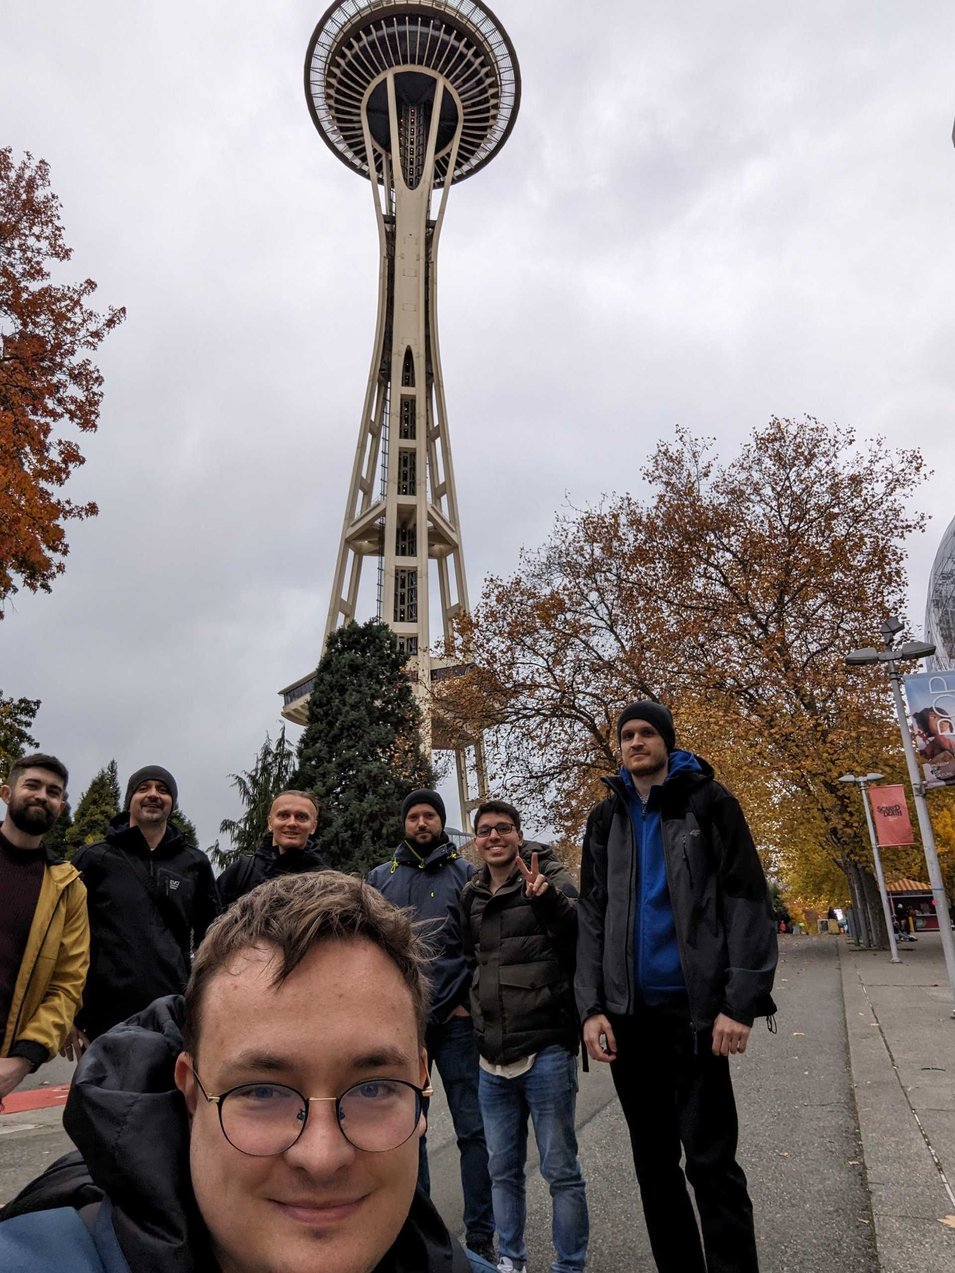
[
  {"x1": 479, "y1": 1046, "x2": 589, "y2": 1273},
  {"x1": 420, "y1": 1016, "x2": 494, "y2": 1245}
]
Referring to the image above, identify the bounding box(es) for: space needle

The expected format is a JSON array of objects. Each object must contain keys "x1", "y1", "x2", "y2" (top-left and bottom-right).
[{"x1": 279, "y1": 1, "x2": 520, "y2": 824}]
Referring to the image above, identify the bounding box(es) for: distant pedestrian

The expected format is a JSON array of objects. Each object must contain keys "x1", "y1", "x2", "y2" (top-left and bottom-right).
[
  {"x1": 460, "y1": 800, "x2": 588, "y2": 1273},
  {"x1": 217, "y1": 789, "x2": 328, "y2": 907},
  {"x1": 64, "y1": 765, "x2": 219, "y2": 1053},
  {"x1": 0, "y1": 754, "x2": 88, "y2": 1101},
  {"x1": 368, "y1": 789, "x2": 496, "y2": 1266},
  {"x1": 576, "y1": 701, "x2": 777, "y2": 1273}
]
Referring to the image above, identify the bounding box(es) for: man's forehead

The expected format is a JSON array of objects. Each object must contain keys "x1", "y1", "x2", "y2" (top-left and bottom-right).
[
  {"x1": 15, "y1": 767, "x2": 65, "y2": 791},
  {"x1": 271, "y1": 795, "x2": 316, "y2": 814},
  {"x1": 136, "y1": 778, "x2": 170, "y2": 792},
  {"x1": 621, "y1": 721, "x2": 661, "y2": 735},
  {"x1": 406, "y1": 803, "x2": 439, "y2": 816},
  {"x1": 196, "y1": 940, "x2": 419, "y2": 1048}
]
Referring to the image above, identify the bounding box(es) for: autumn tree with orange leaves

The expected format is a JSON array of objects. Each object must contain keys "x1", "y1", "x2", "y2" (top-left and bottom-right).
[
  {"x1": 437, "y1": 417, "x2": 929, "y2": 942},
  {"x1": 0, "y1": 147, "x2": 124, "y2": 613}
]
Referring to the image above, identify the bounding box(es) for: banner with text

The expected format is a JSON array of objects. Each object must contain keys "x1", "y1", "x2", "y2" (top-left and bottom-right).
[
  {"x1": 903, "y1": 669, "x2": 955, "y2": 788},
  {"x1": 868, "y1": 784, "x2": 914, "y2": 845}
]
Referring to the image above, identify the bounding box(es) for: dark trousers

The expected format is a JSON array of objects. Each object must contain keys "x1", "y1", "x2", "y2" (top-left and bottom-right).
[
  {"x1": 419, "y1": 1016, "x2": 495, "y2": 1246},
  {"x1": 609, "y1": 1004, "x2": 759, "y2": 1273}
]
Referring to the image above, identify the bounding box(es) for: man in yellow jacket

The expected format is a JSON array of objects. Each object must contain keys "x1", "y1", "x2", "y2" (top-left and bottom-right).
[{"x1": 0, "y1": 753, "x2": 89, "y2": 1101}]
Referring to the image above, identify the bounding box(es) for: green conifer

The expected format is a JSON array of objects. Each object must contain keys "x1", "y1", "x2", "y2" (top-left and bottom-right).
[
  {"x1": 211, "y1": 729, "x2": 298, "y2": 869},
  {"x1": 294, "y1": 621, "x2": 435, "y2": 874},
  {"x1": 44, "y1": 799, "x2": 73, "y2": 857},
  {"x1": 65, "y1": 760, "x2": 120, "y2": 852},
  {"x1": 170, "y1": 808, "x2": 199, "y2": 848}
]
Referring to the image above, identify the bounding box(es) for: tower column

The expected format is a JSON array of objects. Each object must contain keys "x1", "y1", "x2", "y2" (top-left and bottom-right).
[{"x1": 282, "y1": 1, "x2": 520, "y2": 828}]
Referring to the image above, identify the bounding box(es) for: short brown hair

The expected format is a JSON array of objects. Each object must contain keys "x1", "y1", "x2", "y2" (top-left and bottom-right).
[
  {"x1": 270, "y1": 789, "x2": 319, "y2": 815},
  {"x1": 6, "y1": 753, "x2": 69, "y2": 790},
  {"x1": 183, "y1": 872, "x2": 430, "y2": 1054},
  {"x1": 474, "y1": 799, "x2": 522, "y2": 832}
]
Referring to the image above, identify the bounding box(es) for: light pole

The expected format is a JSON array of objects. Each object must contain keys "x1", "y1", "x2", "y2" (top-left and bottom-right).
[
  {"x1": 839, "y1": 772, "x2": 901, "y2": 963},
  {"x1": 846, "y1": 617, "x2": 955, "y2": 1015}
]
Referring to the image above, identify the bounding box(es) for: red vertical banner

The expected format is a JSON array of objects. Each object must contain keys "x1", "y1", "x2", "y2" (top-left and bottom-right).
[{"x1": 868, "y1": 784, "x2": 915, "y2": 846}]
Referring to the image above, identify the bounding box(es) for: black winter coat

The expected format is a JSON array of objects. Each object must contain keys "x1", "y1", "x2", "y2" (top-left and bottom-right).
[
  {"x1": 575, "y1": 758, "x2": 778, "y2": 1031},
  {"x1": 368, "y1": 838, "x2": 475, "y2": 1026},
  {"x1": 459, "y1": 844, "x2": 579, "y2": 1065},
  {"x1": 0, "y1": 996, "x2": 478, "y2": 1273},
  {"x1": 72, "y1": 817, "x2": 220, "y2": 1039},
  {"x1": 216, "y1": 833, "x2": 329, "y2": 908}
]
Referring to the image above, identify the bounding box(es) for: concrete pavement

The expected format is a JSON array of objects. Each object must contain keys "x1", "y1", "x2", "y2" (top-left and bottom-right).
[
  {"x1": 840, "y1": 931, "x2": 955, "y2": 1273},
  {"x1": 1, "y1": 935, "x2": 952, "y2": 1270}
]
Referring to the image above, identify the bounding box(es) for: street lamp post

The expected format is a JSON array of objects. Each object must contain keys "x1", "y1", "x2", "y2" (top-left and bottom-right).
[
  {"x1": 838, "y1": 772, "x2": 901, "y2": 963},
  {"x1": 846, "y1": 617, "x2": 955, "y2": 1016}
]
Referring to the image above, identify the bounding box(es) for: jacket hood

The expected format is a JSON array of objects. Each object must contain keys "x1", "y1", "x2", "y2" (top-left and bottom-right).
[
  {"x1": 391, "y1": 835, "x2": 456, "y2": 870},
  {"x1": 62, "y1": 996, "x2": 470, "y2": 1272},
  {"x1": 63, "y1": 995, "x2": 210, "y2": 1272},
  {"x1": 608, "y1": 749, "x2": 714, "y2": 801}
]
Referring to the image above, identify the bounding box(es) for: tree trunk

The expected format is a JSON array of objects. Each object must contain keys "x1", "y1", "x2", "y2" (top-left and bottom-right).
[
  {"x1": 843, "y1": 858, "x2": 874, "y2": 948},
  {"x1": 860, "y1": 865, "x2": 890, "y2": 949}
]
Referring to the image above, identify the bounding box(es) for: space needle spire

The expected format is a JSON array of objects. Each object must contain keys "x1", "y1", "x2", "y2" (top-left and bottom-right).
[{"x1": 280, "y1": 1, "x2": 520, "y2": 826}]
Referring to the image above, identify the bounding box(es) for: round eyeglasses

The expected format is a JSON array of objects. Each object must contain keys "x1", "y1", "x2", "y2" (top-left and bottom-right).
[{"x1": 190, "y1": 1069, "x2": 432, "y2": 1157}]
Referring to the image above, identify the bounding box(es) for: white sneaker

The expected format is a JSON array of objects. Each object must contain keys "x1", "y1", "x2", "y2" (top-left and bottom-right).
[{"x1": 497, "y1": 1260, "x2": 527, "y2": 1273}]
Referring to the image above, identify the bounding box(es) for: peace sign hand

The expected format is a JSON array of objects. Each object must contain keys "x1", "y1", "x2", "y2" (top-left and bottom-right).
[{"x1": 517, "y1": 851, "x2": 549, "y2": 898}]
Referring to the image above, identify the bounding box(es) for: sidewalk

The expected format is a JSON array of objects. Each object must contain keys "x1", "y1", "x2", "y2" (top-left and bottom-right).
[{"x1": 839, "y1": 931, "x2": 955, "y2": 1272}]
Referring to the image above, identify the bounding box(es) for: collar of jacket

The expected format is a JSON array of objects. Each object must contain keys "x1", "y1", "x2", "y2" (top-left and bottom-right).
[
  {"x1": 255, "y1": 831, "x2": 322, "y2": 860},
  {"x1": 602, "y1": 749, "x2": 713, "y2": 808},
  {"x1": 106, "y1": 813, "x2": 184, "y2": 856},
  {"x1": 391, "y1": 836, "x2": 455, "y2": 871}
]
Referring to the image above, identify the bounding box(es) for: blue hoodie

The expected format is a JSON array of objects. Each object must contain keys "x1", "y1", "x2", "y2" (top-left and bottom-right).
[{"x1": 621, "y1": 749, "x2": 704, "y2": 1003}]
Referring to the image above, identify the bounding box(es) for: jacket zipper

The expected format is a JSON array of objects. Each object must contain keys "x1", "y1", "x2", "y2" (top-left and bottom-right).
[{"x1": 660, "y1": 822, "x2": 699, "y2": 1041}]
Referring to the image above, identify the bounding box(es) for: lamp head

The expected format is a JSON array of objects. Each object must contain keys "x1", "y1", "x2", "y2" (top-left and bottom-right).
[
  {"x1": 845, "y1": 648, "x2": 880, "y2": 666},
  {"x1": 896, "y1": 640, "x2": 936, "y2": 661}
]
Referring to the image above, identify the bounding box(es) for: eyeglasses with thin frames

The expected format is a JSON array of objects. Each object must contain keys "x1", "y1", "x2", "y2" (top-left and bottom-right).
[
  {"x1": 190, "y1": 1068, "x2": 433, "y2": 1157},
  {"x1": 474, "y1": 822, "x2": 516, "y2": 838}
]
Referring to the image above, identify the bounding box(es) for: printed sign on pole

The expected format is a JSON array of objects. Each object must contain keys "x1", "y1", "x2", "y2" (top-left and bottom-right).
[
  {"x1": 902, "y1": 669, "x2": 955, "y2": 789},
  {"x1": 868, "y1": 784, "x2": 915, "y2": 846}
]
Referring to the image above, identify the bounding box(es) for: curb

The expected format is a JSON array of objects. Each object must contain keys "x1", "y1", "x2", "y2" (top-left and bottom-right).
[{"x1": 839, "y1": 943, "x2": 955, "y2": 1271}]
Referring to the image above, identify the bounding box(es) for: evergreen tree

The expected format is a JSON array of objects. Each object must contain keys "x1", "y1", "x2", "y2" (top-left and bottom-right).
[
  {"x1": 44, "y1": 799, "x2": 72, "y2": 857},
  {"x1": 65, "y1": 760, "x2": 120, "y2": 852},
  {"x1": 294, "y1": 621, "x2": 435, "y2": 875},
  {"x1": 170, "y1": 808, "x2": 199, "y2": 848},
  {"x1": 210, "y1": 728, "x2": 298, "y2": 869},
  {"x1": 0, "y1": 690, "x2": 40, "y2": 781}
]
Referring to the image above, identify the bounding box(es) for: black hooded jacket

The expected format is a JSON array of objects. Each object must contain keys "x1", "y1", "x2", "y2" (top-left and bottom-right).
[
  {"x1": 0, "y1": 997, "x2": 478, "y2": 1273},
  {"x1": 216, "y1": 833, "x2": 329, "y2": 909},
  {"x1": 575, "y1": 755, "x2": 778, "y2": 1032},
  {"x1": 72, "y1": 816, "x2": 220, "y2": 1039}
]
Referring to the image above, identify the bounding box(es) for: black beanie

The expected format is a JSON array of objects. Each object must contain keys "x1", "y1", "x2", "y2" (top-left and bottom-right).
[
  {"x1": 616, "y1": 701, "x2": 676, "y2": 752},
  {"x1": 124, "y1": 765, "x2": 178, "y2": 811},
  {"x1": 401, "y1": 788, "x2": 446, "y2": 828}
]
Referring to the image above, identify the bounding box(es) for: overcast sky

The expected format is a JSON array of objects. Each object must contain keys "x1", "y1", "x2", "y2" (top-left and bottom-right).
[{"x1": 3, "y1": 1, "x2": 954, "y2": 847}]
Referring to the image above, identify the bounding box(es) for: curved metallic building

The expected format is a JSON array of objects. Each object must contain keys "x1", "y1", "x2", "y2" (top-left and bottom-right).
[
  {"x1": 925, "y1": 513, "x2": 955, "y2": 670},
  {"x1": 281, "y1": 1, "x2": 520, "y2": 823}
]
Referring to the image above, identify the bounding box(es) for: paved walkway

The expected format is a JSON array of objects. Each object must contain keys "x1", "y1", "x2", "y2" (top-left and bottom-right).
[{"x1": 839, "y1": 931, "x2": 955, "y2": 1273}]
